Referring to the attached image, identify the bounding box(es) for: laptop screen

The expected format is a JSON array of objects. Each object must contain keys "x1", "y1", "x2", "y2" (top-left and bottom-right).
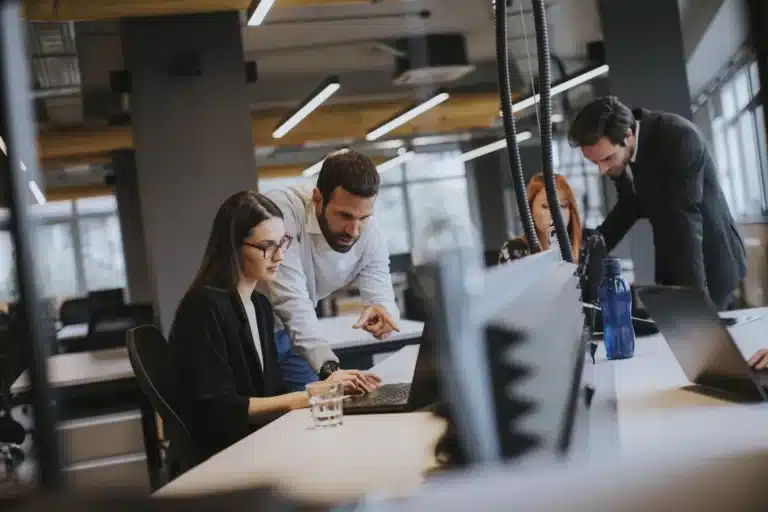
[{"x1": 637, "y1": 286, "x2": 764, "y2": 400}]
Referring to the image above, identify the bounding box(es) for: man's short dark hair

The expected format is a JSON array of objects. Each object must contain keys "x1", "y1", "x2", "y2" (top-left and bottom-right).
[
  {"x1": 568, "y1": 96, "x2": 635, "y2": 148},
  {"x1": 316, "y1": 149, "x2": 380, "y2": 204}
]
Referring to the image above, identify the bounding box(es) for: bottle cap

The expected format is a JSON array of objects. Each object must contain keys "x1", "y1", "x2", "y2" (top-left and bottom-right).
[{"x1": 602, "y1": 258, "x2": 622, "y2": 277}]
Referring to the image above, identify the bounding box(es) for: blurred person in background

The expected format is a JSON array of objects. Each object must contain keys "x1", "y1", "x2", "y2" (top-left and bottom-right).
[{"x1": 499, "y1": 172, "x2": 584, "y2": 264}]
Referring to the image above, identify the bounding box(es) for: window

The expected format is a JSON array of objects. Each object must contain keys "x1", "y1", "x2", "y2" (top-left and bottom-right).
[
  {"x1": 551, "y1": 138, "x2": 607, "y2": 229},
  {"x1": 706, "y1": 57, "x2": 767, "y2": 219},
  {"x1": 407, "y1": 177, "x2": 471, "y2": 247},
  {"x1": 0, "y1": 195, "x2": 128, "y2": 304},
  {"x1": 0, "y1": 230, "x2": 15, "y2": 303},
  {"x1": 375, "y1": 186, "x2": 410, "y2": 255},
  {"x1": 257, "y1": 147, "x2": 473, "y2": 259},
  {"x1": 79, "y1": 215, "x2": 126, "y2": 291}
]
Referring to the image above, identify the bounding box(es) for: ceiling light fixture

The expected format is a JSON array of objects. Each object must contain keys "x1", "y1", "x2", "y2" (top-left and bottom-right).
[
  {"x1": 301, "y1": 148, "x2": 351, "y2": 177},
  {"x1": 460, "y1": 131, "x2": 532, "y2": 162},
  {"x1": 301, "y1": 159, "x2": 325, "y2": 177},
  {"x1": 365, "y1": 91, "x2": 450, "y2": 141},
  {"x1": 499, "y1": 64, "x2": 610, "y2": 116},
  {"x1": 28, "y1": 180, "x2": 46, "y2": 205},
  {"x1": 247, "y1": 0, "x2": 276, "y2": 26},
  {"x1": 377, "y1": 151, "x2": 415, "y2": 173},
  {"x1": 273, "y1": 76, "x2": 341, "y2": 139}
]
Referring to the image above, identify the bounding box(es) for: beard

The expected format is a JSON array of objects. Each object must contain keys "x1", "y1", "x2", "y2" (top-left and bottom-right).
[
  {"x1": 605, "y1": 153, "x2": 632, "y2": 178},
  {"x1": 317, "y1": 210, "x2": 359, "y2": 253}
]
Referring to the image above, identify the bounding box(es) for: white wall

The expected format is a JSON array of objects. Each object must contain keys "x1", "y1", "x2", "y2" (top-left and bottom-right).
[{"x1": 686, "y1": 0, "x2": 750, "y2": 96}]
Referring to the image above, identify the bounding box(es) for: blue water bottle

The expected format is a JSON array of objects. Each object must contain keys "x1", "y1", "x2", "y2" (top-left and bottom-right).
[{"x1": 598, "y1": 258, "x2": 635, "y2": 360}]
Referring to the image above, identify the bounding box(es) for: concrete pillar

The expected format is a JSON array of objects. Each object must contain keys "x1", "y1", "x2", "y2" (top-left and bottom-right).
[
  {"x1": 121, "y1": 12, "x2": 256, "y2": 331},
  {"x1": 597, "y1": 0, "x2": 693, "y2": 284},
  {"x1": 112, "y1": 150, "x2": 153, "y2": 304}
]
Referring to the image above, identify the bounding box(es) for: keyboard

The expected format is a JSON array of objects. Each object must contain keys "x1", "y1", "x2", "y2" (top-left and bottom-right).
[{"x1": 344, "y1": 382, "x2": 411, "y2": 408}]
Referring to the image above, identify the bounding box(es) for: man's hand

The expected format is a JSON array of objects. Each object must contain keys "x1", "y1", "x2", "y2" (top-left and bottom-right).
[
  {"x1": 353, "y1": 304, "x2": 400, "y2": 340},
  {"x1": 325, "y1": 369, "x2": 382, "y2": 394},
  {"x1": 748, "y1": 349, "x2": 768, "y2": 370}
]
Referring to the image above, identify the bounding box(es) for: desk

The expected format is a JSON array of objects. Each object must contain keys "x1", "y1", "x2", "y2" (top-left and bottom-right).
[
  {"x1": 54, "y1": 316, "x2": 424, "y2": 369},
  {"x1": 155, "y1": 345, "x2": 444, "y2": 503},
  {"x1": 57, "y1": 323, "x2": 88, "y2": 341},
  {"x1": 318, "y1": 314, "x2": 423, "y2": 369},
  {"x1": 588, "y1": 307, "x2": 768, "y2": 462},
  {"x1": 158, "y1": 307, "x2": 768, "y2": 505},
  {"x1": 11, "y1": 347, "x2": 133, "y2": 394}
]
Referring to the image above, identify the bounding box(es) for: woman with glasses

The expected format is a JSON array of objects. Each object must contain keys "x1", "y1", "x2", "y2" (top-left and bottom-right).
[{"x1": 169, "y1": 190, "x2": 373, "y2": 464}]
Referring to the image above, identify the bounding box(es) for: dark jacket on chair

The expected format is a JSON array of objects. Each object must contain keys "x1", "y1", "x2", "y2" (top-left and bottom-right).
[
  {"x1": 597, "y1": 108, "x2": 747, "y2": 309},
  {"x1": 168, "y1": 286, "x2": 285, "y2": 464}
]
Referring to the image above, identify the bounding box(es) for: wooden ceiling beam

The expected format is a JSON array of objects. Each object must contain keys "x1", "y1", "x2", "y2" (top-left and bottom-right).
[
  {"x1": 23, "y1": 0, "x2": 251, "y2": 21},
  {"x1": 37, "y1": 91, "x2": 502, "y2": 163},
  {"x1": 23, "y1": 0, "x2": 374, "y2": 21},
  {"x1": 258, "y1": 156, "x2": 386, "y2": 179},
  {"x1": 275, "y1": 0, "x2": 372, "y2": 7}
]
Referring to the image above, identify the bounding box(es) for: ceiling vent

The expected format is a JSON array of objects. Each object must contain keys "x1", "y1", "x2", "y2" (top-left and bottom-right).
[{"x1": 392, "y1": 34, "x2": 475, "y2": 86}]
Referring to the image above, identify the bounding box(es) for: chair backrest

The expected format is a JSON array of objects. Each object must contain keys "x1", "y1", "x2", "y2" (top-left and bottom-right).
[
  {"x1": 59, "y1": 298, "x2": 91, "y2": 326},
  {"x1": 126, "y1": 325, "x2": 192, "y2": 478},
  {"x1": 62, "y1": 303, "x2": 154, "y2": 353}
]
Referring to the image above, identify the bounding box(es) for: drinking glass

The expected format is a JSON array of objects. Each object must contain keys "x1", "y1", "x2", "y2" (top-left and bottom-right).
[{"x1": 306, "y1": 381, "x2": 344, "y2": 428}]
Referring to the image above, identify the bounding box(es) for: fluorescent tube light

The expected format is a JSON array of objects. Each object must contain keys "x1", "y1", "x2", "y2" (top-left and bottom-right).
[
  {"x1": 460, "y1": 131, "x2": 532, "y2": 162},
  {"x1": 247, "y1": 0, "x2": 276, "y2": 26},
  {"x1": 302, "y1": 148, "x2": 351, "y2": 177},
  {"x1": 366, "y1": 92, "x2": 450, "y2": 141},
  {"x1": 273, "y1": 77, "x2": 341, "y2": 139},
  {"x1": 1, "y1": 136, "x2": 28, "y2": 171},
  {"x1": 302, "y1": 159, "x2": 325, "y2": 177},
  {"x1": 28, "y1": 180, "x2": 46, "y2": 205},
  {"x1": 500, "y1": 64, "x2": 610, "y2": 116},
  {"x1": 377, "y1": 151, "x2": 415, "y2": 173}
]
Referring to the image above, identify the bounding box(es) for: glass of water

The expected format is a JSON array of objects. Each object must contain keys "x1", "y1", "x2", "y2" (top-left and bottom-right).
[{"x1": 306, "y1": 381, "x2": 344, "y2": 428}]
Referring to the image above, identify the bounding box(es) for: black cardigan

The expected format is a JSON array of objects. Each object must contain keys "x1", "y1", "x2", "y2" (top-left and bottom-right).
[{"x1": 168, "y1": 286, "x2": 286, "y2": 464}]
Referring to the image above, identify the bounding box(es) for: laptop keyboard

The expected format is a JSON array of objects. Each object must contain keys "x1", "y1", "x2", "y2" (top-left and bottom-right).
[{"x1": 344, "y1": 382, "x2": 411, "y2": 408}]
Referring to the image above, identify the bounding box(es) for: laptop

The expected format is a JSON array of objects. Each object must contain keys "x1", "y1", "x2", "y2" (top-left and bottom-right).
[
  {"x1": 343, "y1": 316, "x2": 439, "y2": 415},
  {"x1": 636, "y1": 285, "x2": 767, "y2": 402}
]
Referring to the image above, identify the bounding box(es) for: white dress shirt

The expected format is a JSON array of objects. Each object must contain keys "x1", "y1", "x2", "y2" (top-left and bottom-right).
[
  {"x1": 259, "y1": 186, "x2": 399, "y2": 371},
  {"x1": 625, "y1": 120, "x2": 641, "y2": 189},
  {"x1": 239, "y1": 292, "x2": 264, "y2": 371}
]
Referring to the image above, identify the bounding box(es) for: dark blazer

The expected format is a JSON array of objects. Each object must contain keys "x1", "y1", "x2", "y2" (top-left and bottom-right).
[
  {"x1": 168, "y1": 286, "x2": 285, "y2": 465},
  {"x1": 598, "y1": 108, "x2": 747, "y2": 308}
]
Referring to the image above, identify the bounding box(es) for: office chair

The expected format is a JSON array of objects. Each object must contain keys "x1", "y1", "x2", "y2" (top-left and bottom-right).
[
  {"x1": 59, "y1": 298, "x2": 91, "y2": 326},
  {"x1": 126, "y1": 326, "x2": 193, "y2": 485},
  {"x1": 0, "y1": 317, "x2": 29, "y2": 486},
  {"x1": 61, "y1": 303, "x2": 154, "y2": 353}
]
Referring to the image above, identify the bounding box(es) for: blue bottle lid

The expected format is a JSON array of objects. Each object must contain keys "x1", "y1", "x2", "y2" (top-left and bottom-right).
[{"x1": 603, "y1": 257, "x2": 622, "y2": 277}]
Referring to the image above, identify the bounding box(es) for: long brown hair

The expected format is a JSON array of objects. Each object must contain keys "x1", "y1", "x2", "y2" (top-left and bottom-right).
[
  {"x1": 526, "y1": 173, "x2": 583, "y2": 262},
  {"x1": 189, "y1": 190, "x2": 283, "y2": 292}
]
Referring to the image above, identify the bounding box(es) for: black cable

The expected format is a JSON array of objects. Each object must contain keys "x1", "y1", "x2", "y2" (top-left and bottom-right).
[
  {"x1": 532, "y1": 0, "x2": 573, "y2": 262},
  {"x1": 550, "y1": 54, "x2": 572, "y2": 115},
  {"x1": 495, "y1": 0, "x2": 540, "y2": 253}
]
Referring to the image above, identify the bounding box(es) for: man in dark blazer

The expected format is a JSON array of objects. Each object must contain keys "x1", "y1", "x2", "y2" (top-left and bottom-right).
[{"x1": 568, "y1": 96, "x2": 747, "y2": 310}]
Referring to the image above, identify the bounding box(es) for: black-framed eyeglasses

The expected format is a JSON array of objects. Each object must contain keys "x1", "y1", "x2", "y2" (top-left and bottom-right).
[{"x1": 244, "y1": 235, "x2": 293, "y2": 259}]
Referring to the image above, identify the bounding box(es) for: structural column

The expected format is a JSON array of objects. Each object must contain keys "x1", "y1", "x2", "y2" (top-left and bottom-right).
[
  {"x1": 597, "y1": 0, "x2": 692, "y2": 284},
  {"x1": 112, "y1": 150, "x2": 154, "y2": 305},
  {"x1": 121, "y1": 12, "x2": 256, "y2": 331},
  {"x1": 465, "y1": 137, "x2": 512, "y2": 257}
]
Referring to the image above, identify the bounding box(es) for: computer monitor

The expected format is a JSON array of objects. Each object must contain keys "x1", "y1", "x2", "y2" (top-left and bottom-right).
[
  {"x1": 415, "y1": 247, "x2": 577, "y2": 465},
  {"x1": 484, "y1": 261, "x2": 585, "y2": 462}
]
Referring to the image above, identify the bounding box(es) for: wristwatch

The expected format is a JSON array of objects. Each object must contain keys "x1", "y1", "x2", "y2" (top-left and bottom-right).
[{"x1": 318, "y1": 360, "x2": 340, "y2": 380}]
